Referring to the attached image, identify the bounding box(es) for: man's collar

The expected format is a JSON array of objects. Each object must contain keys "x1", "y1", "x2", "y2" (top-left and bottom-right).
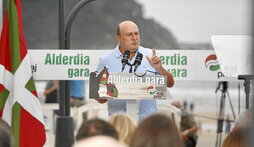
[
  {"x1": 114, "y1": 44, "x2": 140, "y2": 58},
  {"x1": 113, "y1": 45, "x2": 122, "y2": 58}
]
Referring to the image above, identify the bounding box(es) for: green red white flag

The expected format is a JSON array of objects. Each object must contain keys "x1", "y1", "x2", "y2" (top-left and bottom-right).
[
  {"x1": 98, "y1": 66, "x2": 109, "y2": 85},
  {"x1": 106, "y1": 83, "x2": 118, "y2": 97},
  {"x1": 97, "y1": 66, "x2": 118, "y2": 97},
  {"x1": 0, "y1": 0, "x2": 46, "y2": 146}
]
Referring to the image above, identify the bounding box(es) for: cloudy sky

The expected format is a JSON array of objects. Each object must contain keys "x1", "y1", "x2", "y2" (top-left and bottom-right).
[{"x1": 136, "y1": 0, "x2": 252, "y2": 43}]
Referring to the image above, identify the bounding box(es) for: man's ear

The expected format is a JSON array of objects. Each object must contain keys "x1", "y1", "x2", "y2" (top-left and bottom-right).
[{"x1": 115, "y1": 35, "x2": 120, "y2": 43}]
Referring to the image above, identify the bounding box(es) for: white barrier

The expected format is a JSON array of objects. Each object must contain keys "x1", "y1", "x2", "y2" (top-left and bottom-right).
[{"x1": 29, "y1": 50, "x2": 237, "y2": 81}]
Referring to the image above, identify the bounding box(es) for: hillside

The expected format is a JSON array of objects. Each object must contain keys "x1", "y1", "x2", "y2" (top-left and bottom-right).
[{"x1": 22, "y1": 0, "x2": 179, "y2": 49}]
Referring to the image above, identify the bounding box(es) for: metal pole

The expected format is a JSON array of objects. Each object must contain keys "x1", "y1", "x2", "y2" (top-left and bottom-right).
[
  {"x1": 247, "y1": 3, "x2": 254, "y2": 146},
  {"x1": 64, "y1": 0, "x2": 96, "y2": 116},
  {"x1": 250, "y1": 80, "x2": 254, "y2": 147},
  {"x1": 3, "y1": 0, "x2": 6, "y2": 13},
  {"x1": 58, "y1": 0, "x2": 66, "y2": 117},
  {"x1": 56, "y1": 0, "x2": 96, "y2": 146},
  {"x1": 215, "y1": 82, "x2": 227, "y2": 147},
  {"x1": 55, "y1": 0, "x2": 74, "y2": 147},
  {"x1": 2, "y1": 0, "x2": 7, "y2": 30},
  {"x1": 244, "y1": 79, "x2": 250, "y2": 109},
  {"x1": 238, "y1": 75, "x2": 254, "y2": 109},
  {"x1": 215, "y1": 92, "x2": 226, "y2": 147},
  {"x1": 65, "y1": 0, "x2": 96, "y2": 49},
  {"x1": 238, "y1": 75, "x2": 254, "y2": 147}
]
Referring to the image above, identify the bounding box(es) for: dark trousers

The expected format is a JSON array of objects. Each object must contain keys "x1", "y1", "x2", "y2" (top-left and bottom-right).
[{"x1": 185, "y1": 136, "x2": 197, "y2": 147}]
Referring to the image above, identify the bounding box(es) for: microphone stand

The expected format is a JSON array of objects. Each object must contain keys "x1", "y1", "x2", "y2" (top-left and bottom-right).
[
  {"x1": 238, "y1": 75, "x2": 254, "y2": 109},
  {"x1": 238, "y1": 75, "x2": 254, "y2": 147},
  {"x1": 128, "y1": 63, "x2": 133, "y2": 73},
  {"x1": 122, "y1": 61, "x2": 133, "y2": 73},
  {"x1": 123, "y1": 53, "x2": 143, "y2": 121},
  {"x1": 215, "y1": 82, "x2": 229, "y2": 147},
  {"x1": 122, "y1": 61, "x2": 138, "y2": 121}
]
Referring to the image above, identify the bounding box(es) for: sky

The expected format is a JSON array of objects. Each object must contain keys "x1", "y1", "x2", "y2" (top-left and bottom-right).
[
  {"x1": 0, "y1": 0, "x2": 251, "y2": 44},
  {"x1": 136, "y1": 0, "x2": 252, "y2": 43}
]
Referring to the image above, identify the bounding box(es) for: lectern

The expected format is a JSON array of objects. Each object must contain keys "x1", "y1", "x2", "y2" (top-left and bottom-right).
[{"x1": 89, "y1": 71, "x2": 168, "y2": 122}]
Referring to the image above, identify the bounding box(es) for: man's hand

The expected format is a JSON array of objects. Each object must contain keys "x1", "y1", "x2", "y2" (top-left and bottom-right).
[
  {"x1": 181, "y1": 131, "x2": 189, "y2": 140},
  {"x1": 145, "y1": 49, "x2": 163, "y2": 70},
  {"x1": 96, "y1": 99, "x2": 108, "y2": 104},
  {"x1": 146, "y1": 49, "x2": 174, "y2": 87}
]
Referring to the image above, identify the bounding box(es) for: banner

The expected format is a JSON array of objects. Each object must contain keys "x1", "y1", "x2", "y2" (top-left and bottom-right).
[
  {"x1": 89, "y1": 67, "x2": 167, "y2": 100},
  {"x1": 28, "y1": 49, "x2": 237, "y2": 81}
]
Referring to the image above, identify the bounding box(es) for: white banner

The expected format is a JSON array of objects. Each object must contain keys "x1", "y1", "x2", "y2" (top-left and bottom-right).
[
  {"x1": 28, "y1": 50, "x2": 236, "y2": 81},
  {"x1": 89, "y1": 71, "x2": 167, "y2": 100}
]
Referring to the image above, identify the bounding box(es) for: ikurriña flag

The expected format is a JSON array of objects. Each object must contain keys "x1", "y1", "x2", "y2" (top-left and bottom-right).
[
  {"x1": 98, "y1": 66, "x2": 109, "y2": 85},
  {"x1": 0, "y1": 0, "x2": 46, "y2": 147},
  {"x1": 106, "y1": 83, "x2": 118, "y2": 98}
]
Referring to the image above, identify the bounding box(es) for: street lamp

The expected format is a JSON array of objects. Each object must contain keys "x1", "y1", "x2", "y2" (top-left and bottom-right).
[{"x1": 56, "y1": 0, "x2": 96, "y2": 147}]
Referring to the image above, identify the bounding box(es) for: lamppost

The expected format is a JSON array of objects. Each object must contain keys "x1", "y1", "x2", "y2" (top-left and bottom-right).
[{"x1": 56, "y1": 0, "x2": 96, "y2": 147}]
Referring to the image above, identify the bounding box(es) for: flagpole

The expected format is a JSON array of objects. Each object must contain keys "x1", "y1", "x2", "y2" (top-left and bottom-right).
[{"x1": 56, "y1": 0, "x2": 96, "y2": 147}]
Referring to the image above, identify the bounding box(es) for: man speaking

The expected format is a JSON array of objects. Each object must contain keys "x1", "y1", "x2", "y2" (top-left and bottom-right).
[{"x1": 96, "y1": 20, "x2": 174, "y2": 121}]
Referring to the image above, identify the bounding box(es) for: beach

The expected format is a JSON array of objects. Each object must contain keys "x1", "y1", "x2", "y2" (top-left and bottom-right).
[{"x1": 36, "y1": 80, "x2": 250, "y2": 146}]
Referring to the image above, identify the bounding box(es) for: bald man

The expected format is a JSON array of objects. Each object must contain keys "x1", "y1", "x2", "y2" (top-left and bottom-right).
[
  {"x1": 75, "y1": 136, "x2": 125, "y2": 147},
  {"x1": 96, "y1": 20, "x2": 174, "y2": 121}
]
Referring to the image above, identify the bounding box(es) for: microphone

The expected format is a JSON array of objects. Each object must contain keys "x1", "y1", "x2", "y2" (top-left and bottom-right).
[
  {"x1": 121, "y1": 50, "x2": 130, "y2": 72},
  {"x1": 133, "y1": 53, "x2": 143, "y2": 72}
]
